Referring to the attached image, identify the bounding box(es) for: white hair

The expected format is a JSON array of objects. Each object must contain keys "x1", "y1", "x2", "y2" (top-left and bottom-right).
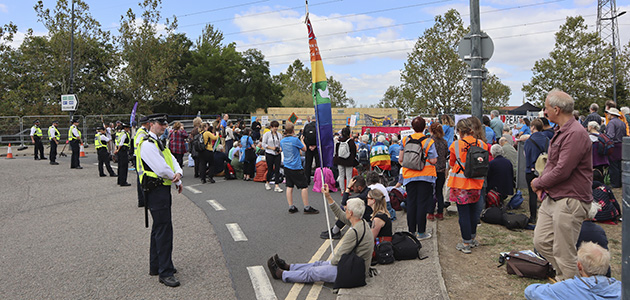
[
  {"x1": 216, "y1": 144, "x2": 224, "y2": 151},
  {"x1": 377, "y1": 135, "x2": 386, "y2": 143},
  {"x1": 391, "y1": 135, "x2": 398, "y2": 143},
  {"x1": 621, "y1": 107, "x2": 630, "y2": 115},
  {"x1": 587, "y1": 121, "x2": 600, "y2": 131},
  {"x1": 546, "y1": 88, "x2": 574, "y2": 114},
  {"x1": 346, "y1": 198, "x2": 365, "y2": 219},
  {"x1": 490, "y1": 144, "x2": 504, "y2": 157},
  {"x1": 361, "y1": 134, "x2": 369, "y2": 143},
  {"x1": 491, "y1": 110, "x2": 499, "y2": 117},
  {"x1": 577, "y1": 241, "x2": 610, "y2": 276}
]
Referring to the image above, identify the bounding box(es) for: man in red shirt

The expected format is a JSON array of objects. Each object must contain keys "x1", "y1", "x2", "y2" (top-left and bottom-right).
[{"x1": 531, "y1": 89, "x2": 593, "y2": 281}]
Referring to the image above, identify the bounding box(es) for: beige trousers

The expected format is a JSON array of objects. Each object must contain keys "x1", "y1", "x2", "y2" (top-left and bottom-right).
[{"x1": 533, "y1": 196, "x2": 591, "y2": 280}]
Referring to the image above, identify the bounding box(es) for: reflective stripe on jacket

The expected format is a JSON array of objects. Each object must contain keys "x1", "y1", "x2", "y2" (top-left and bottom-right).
[{"x1": 447, "y1": 136, "x2": 485, "y2": 190}]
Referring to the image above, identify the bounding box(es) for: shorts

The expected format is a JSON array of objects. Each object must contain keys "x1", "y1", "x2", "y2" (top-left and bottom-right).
[{"x1": 284, "y1": 167, "x2": 308, "y2": 189}]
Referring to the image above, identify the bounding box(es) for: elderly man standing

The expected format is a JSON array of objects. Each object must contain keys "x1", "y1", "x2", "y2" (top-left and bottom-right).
[
  {"x1": 489, "y1": 110, "x2": 504, "y2": 139},
  {"x1": 605, "y1": 107, "x2": 627, "y2": 188},
  {"x1": 531, "y1": 89, "x2": 592, "y2": 281},
  {"x1": 524, "y1": 242, "x2": 620, "y2": 299}
]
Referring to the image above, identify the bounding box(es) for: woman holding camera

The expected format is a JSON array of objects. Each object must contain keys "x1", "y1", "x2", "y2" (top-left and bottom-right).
[{"x1": 262, "y1": 120, "x2": 283, "y2": 192}]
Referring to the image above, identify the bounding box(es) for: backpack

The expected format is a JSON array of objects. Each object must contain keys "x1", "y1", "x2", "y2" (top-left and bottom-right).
[
  {"x1": 503, "y1": 213, "x2": 529, "y2": 230},
  {"x1": 455, "y1": 139, "x2": 489, "y2": 178},
  {"x1": 592, "y1": 133, "x2": 614, "y2": 156},
  {"x1": 358, "y1": 144, "x2": 370, "y2": 164},
  {"x1": 529, "y1": 137, "x2": 549, "y2": 177},
  {"x1": 391, "y1": 231, "x2": 422, "y2": 260},
  {"x1": 507, "y1": 190, "x2": 524, "y2": 209},
  {"x1": 593, "y1": 184, "x2": 621, "y2": 222},
  {"x1": 337, "y1": 139, "x2": 351, "y2": 159},
  {"x1": 192, "y1": 133, "x2": 207, "y2": 153},
  {"x1": 374, "y1": 240, "x2": 395, "y2": 265},
  {"x1": 485, "y1": 189, "x2": 502, "y2": 208},
  {"x1": 501, "y1": 251, "x2": 555, "y2": 280},
  {"x1": 303, "y1": 122, "x2": 317, "y2": 146},
  {"x1": 401, "y1": 136, "x2": 429, "y2": 171},
  {"x1": 481, "y1": 206, "x2": 505, "y2": 225},
  {"x1": 388, "y1": 188, "x2": 406, "y2": 211},
  {"x1": 225, "y1": 163, "x2": 236, "y2": 180}
]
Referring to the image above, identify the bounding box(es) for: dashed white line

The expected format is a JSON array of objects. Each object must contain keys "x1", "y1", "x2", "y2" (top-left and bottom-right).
[
  {"x1": 207, "y1": 200, "x2": 225, "y2": 211},
  {"x1": 247, "y1": 266, "x2": 278, "y2": 300},
  {"x1": 184, "y1": 186, "x2": 202, "y2": 194},
  {"x1": 226, "y1": 223, "x2": 248, "y2": 242}
]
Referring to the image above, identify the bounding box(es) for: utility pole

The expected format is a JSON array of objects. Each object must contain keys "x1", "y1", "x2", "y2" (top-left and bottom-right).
[
  {"x1": 469, "y1": 0, "x2": 482, "y2": 120},
  {"x1": 69, "y1": 0, "x2": 75, "y2": 121},
  {"x1": 597, "y1": 0, "x2": 625, "y2": 104}
]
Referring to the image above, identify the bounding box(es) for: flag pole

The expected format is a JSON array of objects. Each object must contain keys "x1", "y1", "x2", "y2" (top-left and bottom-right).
[{"x1": 306, "y1": 0, "x2": 335, "y2": 256}]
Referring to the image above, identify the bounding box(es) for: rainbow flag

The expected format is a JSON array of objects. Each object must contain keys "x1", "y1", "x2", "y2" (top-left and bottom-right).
[{"x1": 306, "y1": 16, "x2": 334, "y2": 168}]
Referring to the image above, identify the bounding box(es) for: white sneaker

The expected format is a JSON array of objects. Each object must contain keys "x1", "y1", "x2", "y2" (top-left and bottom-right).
[
  {"x1": 274, "y1": 186, "x2": 284, "y2": 193},
  {"x1": 265, "y1": 183, "x2": 271, "y2": 190}
]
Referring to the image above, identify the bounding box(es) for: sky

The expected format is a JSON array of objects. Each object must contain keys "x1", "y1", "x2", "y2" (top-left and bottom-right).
[{"x1": 3, "y1": 0, "x2": 630, "y2": 109}]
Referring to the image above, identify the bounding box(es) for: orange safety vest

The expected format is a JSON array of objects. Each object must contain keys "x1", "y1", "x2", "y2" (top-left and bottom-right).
[
  {"x1": 447, "y1": 136, "x2": 486, "y2": 190},
  {"x1": 401, "y1": 132, "x2": 436, "y2": 179}
]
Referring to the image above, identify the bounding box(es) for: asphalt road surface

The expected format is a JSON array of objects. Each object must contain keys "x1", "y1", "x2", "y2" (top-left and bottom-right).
[{"x1": 181, "y1": 170, "x2": 345, "y2": 300}]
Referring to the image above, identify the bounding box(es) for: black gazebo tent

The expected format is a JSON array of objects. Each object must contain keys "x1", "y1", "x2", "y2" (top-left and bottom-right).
[{"x1": 508, "y1": 102, "x2": 541, "y2": 115}]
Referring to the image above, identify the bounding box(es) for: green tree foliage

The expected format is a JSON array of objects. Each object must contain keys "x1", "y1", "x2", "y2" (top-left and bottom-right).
[
  {"x1": 522, "y1": 16, "x2": 629, "y2": 112},
  {"x1": 275, "y1": 59, "x2": 355, "y2": 108},
  {"x1": 381, "y1": 9, "x2": 510, "y2": 115},
  {"x1": 186, "y1": 25, "x2": 282, "y2": 114}
]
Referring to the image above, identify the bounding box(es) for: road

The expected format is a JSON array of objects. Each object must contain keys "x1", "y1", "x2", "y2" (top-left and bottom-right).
[{"x1": 181, "y1": 173, "x2": 343, "y2": 300}]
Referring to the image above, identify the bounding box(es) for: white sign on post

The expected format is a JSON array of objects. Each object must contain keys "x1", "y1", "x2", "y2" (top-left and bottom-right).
[
  {"x1": 61, "y1": 94, "x2": 78, "y2": 111},
  {"x1": 261, "y1": 115, "x2": 269, "y2": 126},
  {"x1": 400, "y1": 129, "x2": 414, "y2": 140},
  {"x1": 349, "y1": 115, "x2": 357, "y2": 127}
]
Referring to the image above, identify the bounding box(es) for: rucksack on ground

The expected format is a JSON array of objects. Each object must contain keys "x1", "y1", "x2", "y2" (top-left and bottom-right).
[
  {"x1": 503, "y1": 213, "x2": 529, "y2": 230},
  {"x1": 455, "y1": 139, "x2": 489, "y2": 178},
  {"x1": 593, "y1": 132, "x2": 615, "y2": 156},
  {"x1": 593, "y1": 184, "x2": 621, "y2": 222},
  {"x1": 486, "y1": 189, "x2": 502, "y2": 208},
  {"x1": 374, "y1": 241, "x2": 395, "y2": 265},
  {"x1": 500, "y1": 251, "x2": 556, "y2": 280},
  {"x1": 507, "y1": 190, "x2": 524, "y2": 209},
  {"x1": 481, "y1": 206, "x2": 505, "y2": 225},
  {"x1": 225, "y1": 163, "x2": 236, "y2": 180},
  {"x1": 391, "y1": 231, "x2": 422, "y2": 260},
  {"x1": 401, "y1": 136, "x2": 429, "y2": 171},
  {"x1": 337, "y1": 139, "x2": 351, "y2": 159},
  {"x1": 358, "y1": 144, "x2": 369, "y2": 164}
]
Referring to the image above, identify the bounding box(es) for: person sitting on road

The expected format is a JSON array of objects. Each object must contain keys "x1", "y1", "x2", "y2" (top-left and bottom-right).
[
  {"x1": 524, "y1": 242, "x2": 620, "y2": 300},
  {"x1": 368, "y1": 189, "x2": 392, "y2": 262},
  {"x1": 320, "y1": 176, "x2": 372, "y2": 240},
  {"x1": 268, "y1": 184, "x2": 373, "y2": 284},
  {"x1": 365, "y1": 171, "x2": 394, "y2": 220},
  {"x1": 212, "y1": 144, "x2": 230, "y2": 177}
]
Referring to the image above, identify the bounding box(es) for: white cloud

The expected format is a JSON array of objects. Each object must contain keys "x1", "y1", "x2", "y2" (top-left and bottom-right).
[
  {"x1": 328, "y1": 69, "x2": 402, "y2": 106},
  {"x1": 0, "y1": 4, "x2": 7, "y2": 13},
  {"x1": 3, "y1": 30, "x2": 47, "y2": 49}
]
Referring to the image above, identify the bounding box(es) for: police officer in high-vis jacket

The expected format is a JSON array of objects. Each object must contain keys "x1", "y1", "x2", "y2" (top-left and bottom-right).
[
  {"x1": 116, "y1": 123, "x2": 132, "y2": 186},
  {"x1": 69, "y1": 118, "x2": 83, "y2": 169},
  {"x1": 138, "y1": 114, "x2": 183, "y2": 287},
  {"x1": 30, "y1": 119, "x2": 46, "y2": 160},
  {"x1": 95, "y1": 126, "x2": 117, "y2": 177},
  {"x1": 135, "y1": 116, "x2": 151, "y2": 207},
  {"x1": 48, "y1": 121, "x2": 60, "y2": 165}
]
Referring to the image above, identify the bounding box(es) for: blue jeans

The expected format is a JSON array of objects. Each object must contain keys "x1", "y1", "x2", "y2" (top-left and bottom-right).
[
  {"x1": 457, "y1": 202, "x2": 478, "y2": 243},
  {"x1": 282, "y1": 261, "x2": 337, "y2": 283},
  {"x1": 473, "y1": 180, "x2": 487, "y2": 227}
]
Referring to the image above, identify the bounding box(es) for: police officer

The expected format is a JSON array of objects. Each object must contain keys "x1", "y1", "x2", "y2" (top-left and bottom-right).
[
  {"x1": 68, "y1": 118, "x2": 83, "y2": 169},
  {"x1": 116, "y1": 123, "x2": 132, "y2": 186},
  {"x1": 48, "y1": 121, "x2": 60, "y2": 165},
  {"x1": 138, "y1": 113, "x2": 183, "y2": 287},
  {"x1": 135, "y1": 116, "x2": 151, "y2": 207},
  {"x1": 95, "y1": 126, "x2": 117, "y2": 177},
  {"x1": 30, "y1": 120, "x2": 46, "y2": 160}
]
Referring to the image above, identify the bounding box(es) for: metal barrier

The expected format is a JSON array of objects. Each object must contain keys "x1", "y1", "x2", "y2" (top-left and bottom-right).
[
  {"x1": 84, "y1": 114, "x2": 134, "y2": 146},
  {"x1": 22, "y1": 115, "x2": 81, "y2": 145},
  {"x1": 0, "y1": 116, "x2": 24, "y2": 146}
]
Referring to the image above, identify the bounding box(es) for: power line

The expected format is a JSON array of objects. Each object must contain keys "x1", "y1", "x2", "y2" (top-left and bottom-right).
[
  {"x1": 224, "y1": 0, "x2": 453, "y2": 36},
  {"x1": 176, "y1": 0, "x2": 270, "y2": 18}
]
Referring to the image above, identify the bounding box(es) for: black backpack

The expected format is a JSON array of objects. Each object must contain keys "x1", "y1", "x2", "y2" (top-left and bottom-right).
[
  {"x1": 374, "y1": 241, "x2": 395, "y2": 265},
  {"x1": 391, "y1": 232, "x2": 422, "y2": 260},
  {"x1": 481, "y1": 206, "x2": 505, "y2": 225},
  {"x1": 455, "y1": 139, "x2": 489, "y2": 178},
  {"x1": 303, "y1": 122, "x2": 317, "y2": 146},
  {"x1": 192, "y1": 133, "x2": 207, "y2": 153},
  {"x1": 592, "y1": 132, "x2": 615, "y2": 156},
  {"x1": 503, "y1": 213, "x2": 529, "y2": 230}
]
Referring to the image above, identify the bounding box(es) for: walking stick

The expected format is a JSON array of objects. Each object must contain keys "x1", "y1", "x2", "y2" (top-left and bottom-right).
[{"x1": 59, "y1": 140, "x2": 69, "y2": 157}]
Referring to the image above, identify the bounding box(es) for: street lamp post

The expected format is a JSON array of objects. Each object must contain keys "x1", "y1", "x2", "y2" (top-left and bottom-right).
[{"x1": 602, "y1": 10, "x2": 626, "y2": 104}]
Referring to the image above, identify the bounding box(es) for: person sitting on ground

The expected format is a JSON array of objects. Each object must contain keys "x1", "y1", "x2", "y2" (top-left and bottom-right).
[
  {"x1": 370, "y1": 135, "x2": 391, "y2": 173},
  {"x1": 320, "y1": 176, "x2": 372, "y2": 239},
  {"x1": 268, "y1": 184, "x2": 374, "y2": 283},
  {"x1": 368, "y1": 188, "x2": 392, "y2": 244},
  {"x1": 365, "y1": 171, "x2": 395, "y2": 220},
  {"x1": 524, "y1": 242, "x2": 620, "y2": 300},
  {"x1": 577, "y1": 200, "x2": 612, "y2": 278},
  {"x1": 228, "y1": 141, "x2": 240, "y2": 161},
  {"x1": 499, "y1": 137, "x2": 518, "y2": 177},
  {"x1": 212, "y1": 144, "x2": 230, "y2": 177},
  {"x1": 231, "y1": 146, "x2": 244, "y2": 180},
  {"x1": 486, "y1": 144, "x2": 514, "y2": 204}
]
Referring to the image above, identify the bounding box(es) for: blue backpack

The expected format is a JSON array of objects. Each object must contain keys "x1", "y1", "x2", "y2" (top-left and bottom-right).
[{"x1": 507, "y1": 190, "x2": 524, "y2": 209}]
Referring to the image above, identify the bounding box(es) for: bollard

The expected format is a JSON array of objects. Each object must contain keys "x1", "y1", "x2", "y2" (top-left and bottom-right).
[{"x1": 621, "y1": 137, "x2": 630, "y2": 299}]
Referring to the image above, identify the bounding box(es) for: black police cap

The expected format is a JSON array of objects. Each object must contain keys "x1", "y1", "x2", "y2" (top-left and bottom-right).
[
  {"x1": 139, "y1": 115, "x2": 149, "y2": 123},
  {"x1": 96, "y1": 126, "x2": 105, "y2": 131},
  {"x1": 147, "y1": 113, "x2": 168, "y2": 125},
  {"x1": 122, "y1": 123, "x2": 131, "y2": 128},
  {"x1": 71, "y1": 118, "x2": 80, "y2": 123},
  {"x1": 52, "y1": 120, "x2": 58, "y2": 124}
]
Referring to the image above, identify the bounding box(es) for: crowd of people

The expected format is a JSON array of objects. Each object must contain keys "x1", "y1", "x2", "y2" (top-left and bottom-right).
[{"x1": 24, "y1": 90, "x2": 622, "y2": 296}]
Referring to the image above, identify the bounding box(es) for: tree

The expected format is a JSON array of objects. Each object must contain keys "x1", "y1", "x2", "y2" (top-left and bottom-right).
[
  {"x1": 385, "y1": 9, "x2": 509, "y2": 115},
  {"x1": 522, "y1": 16, "x2": 628, "y2": 112},
  {"x1": 483, "y1": 74, "x2": 511, "y2": 111}
]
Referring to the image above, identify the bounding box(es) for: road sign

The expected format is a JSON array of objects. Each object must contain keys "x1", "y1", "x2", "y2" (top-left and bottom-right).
[
  {"x1": 457, "y1": 32, "x2": 494, "y2": 66},
  {"x1": 61, "y1": 94, "x2": 78, "y2": 111}
]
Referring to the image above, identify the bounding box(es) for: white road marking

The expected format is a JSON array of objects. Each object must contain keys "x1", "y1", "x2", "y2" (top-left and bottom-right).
[
  {"x1": 285, "y1": 240, "x2": 333, "y2": 300},
  {"x1": 92, "y1": 163, "x2": 118, "y2": 169},
  {"x1": 189, "y1": 183, "x2": 202, "y2": 187},
  {"x1": 247, "y1": 266, "x2": 278, "y2": 300},
  {"x1": 207, "y1": 200, "x2": 225, "y2": 211},
  {"x1": 226, "y1": 223, "x2": 248, "y2": 242},
  {"x1": 184, "y1": 186, "x2": 202, "y2": 194}
]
